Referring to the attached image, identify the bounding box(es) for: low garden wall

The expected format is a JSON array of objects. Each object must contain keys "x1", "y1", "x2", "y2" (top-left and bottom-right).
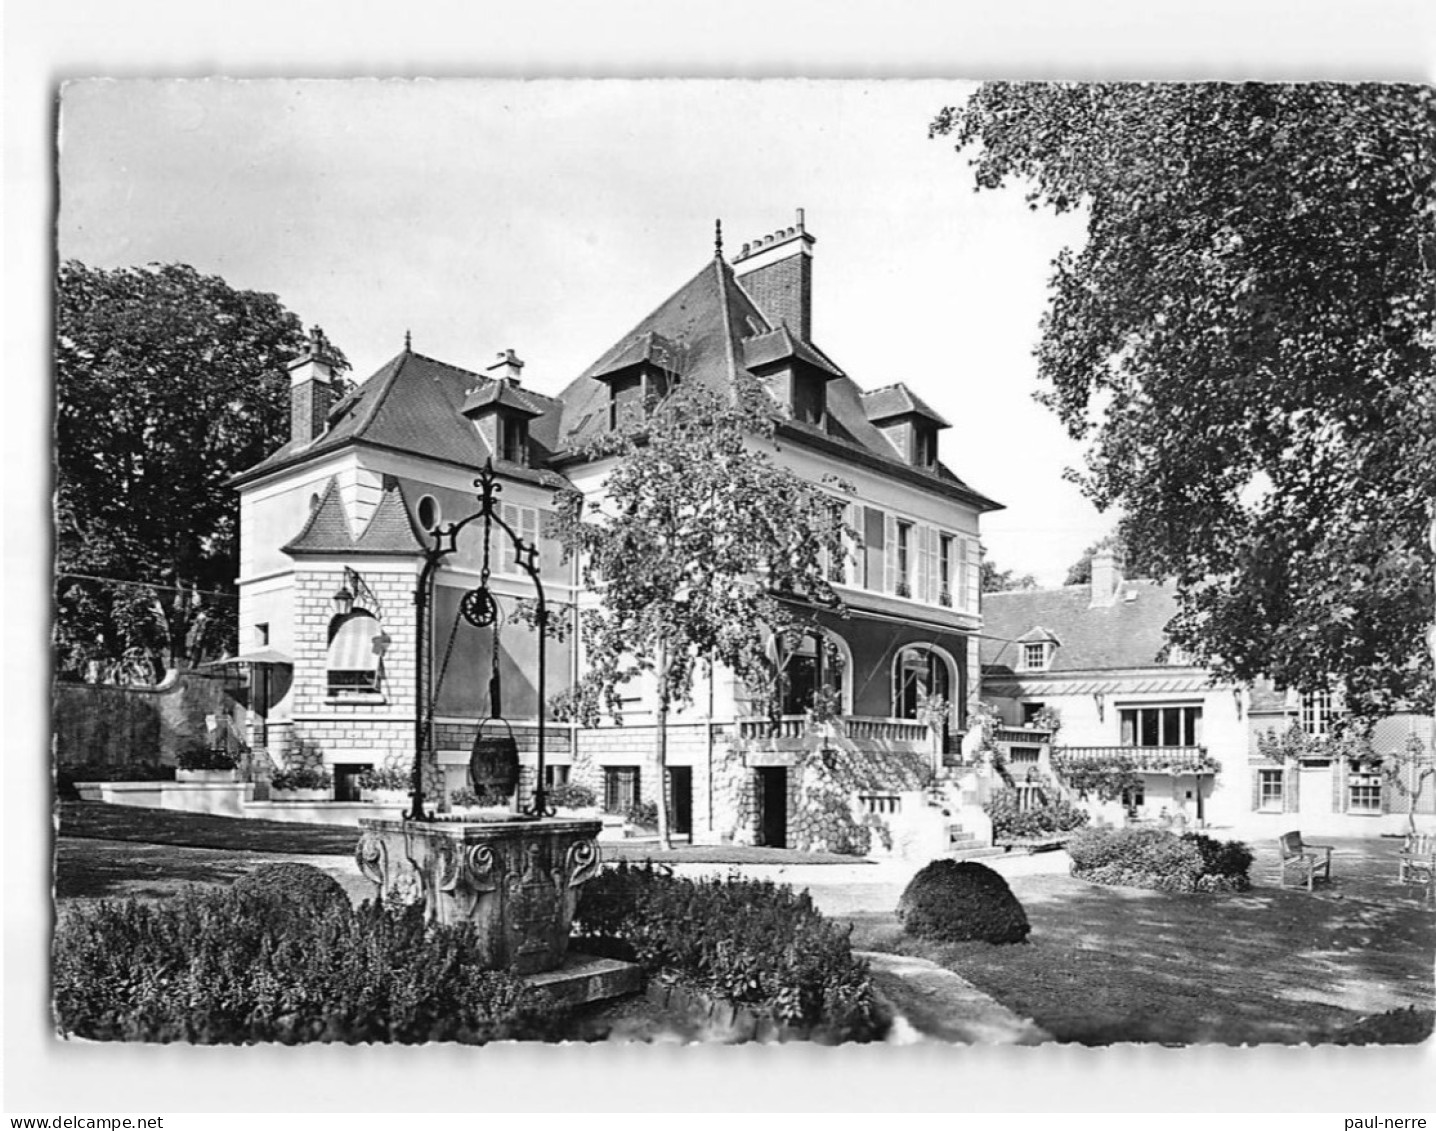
[{"x1": 53, "y1": 669, "x2": 241, "y2": 771}]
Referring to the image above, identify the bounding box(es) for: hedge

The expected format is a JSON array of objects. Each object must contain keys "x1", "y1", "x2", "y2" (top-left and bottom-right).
[
  {"x1": 53, "y1": 886, "x2": 565, "y2": 1044},
  {"x1": 574, "y1": 862, "x2": 882, "y2": 1040},
  {"x1": 1067, "y1": 827, "x2": 1253, "y2": 893}
]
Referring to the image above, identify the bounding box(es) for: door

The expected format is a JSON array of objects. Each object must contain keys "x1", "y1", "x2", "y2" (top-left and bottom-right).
[
  {"x1": 756, "y1": 767, "x2": 788, "y2": 848},
  {"x1": 1300, "y1": 762, "x2": 1333, "y2": 817},
  {"x1": 666, "y1": 766, "x2": 693, "y2": 837}
]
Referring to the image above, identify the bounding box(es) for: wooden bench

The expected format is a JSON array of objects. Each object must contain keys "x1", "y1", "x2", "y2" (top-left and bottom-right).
[
  {"x1": 1278, "y1": 831, "x2": 1333, "y2": 891},
  {"x1": 1398, "y1": 833, "x2": 1435, "y2": 903}
]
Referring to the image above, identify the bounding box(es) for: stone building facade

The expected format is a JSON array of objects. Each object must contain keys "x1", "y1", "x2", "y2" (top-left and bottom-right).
[{"x1": 230, "y1": 215, "x2": 1001, "y2": 849}]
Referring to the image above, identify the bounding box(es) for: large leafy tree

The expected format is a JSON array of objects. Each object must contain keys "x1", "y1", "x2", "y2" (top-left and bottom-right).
[
  {"x1": 934, "y1": 83, "x2": 1436, "y2": 718},
  {"x1": 55, "y1": 262, "x2": 344, "y2": 683},
  {"x1": 980, "y1": 558, "x2": 1038, "y2": 594},
  {"x1": 1063, "y1": 534, "x2": 1122, "y2": 587},
  {"x1": 553, "y1": 373, "x2": 850, "y2": 848}
]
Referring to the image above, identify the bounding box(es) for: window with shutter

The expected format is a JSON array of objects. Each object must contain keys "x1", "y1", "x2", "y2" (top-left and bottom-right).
[
  {"x1": 498, "y1": 504, "x2": 540, "y2": 575},
  {"x1": 883, "y1": 513, "x2": 898, "y2": 595},
  {"x1": 956, "y1": 538, "x2": 971, "y2": 611}
]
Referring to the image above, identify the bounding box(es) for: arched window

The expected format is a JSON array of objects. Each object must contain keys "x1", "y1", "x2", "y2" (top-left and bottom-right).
[
  {"x1": 777, "y1": 630, "x2": 851, "y2": 717},
  {"x1": 327, "y1": 609, "x2": 387, "y2": 694},
  {"x1": 892, "y1": 644, "x2": 957, "y2": 722}
]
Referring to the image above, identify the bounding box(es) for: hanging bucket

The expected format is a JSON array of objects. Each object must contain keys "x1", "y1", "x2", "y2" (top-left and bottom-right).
[{"x1": 470, "y1": 717, "x2": 520, "y2": 799}]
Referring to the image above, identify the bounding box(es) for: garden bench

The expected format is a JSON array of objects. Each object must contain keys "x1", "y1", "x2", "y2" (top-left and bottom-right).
[
  {"x1": 1397, "y1": 833, "x2": 1435, "y2": 904},
  {"x1": 1277, "y1": 831, "x2": 1333, "y2": 891}
]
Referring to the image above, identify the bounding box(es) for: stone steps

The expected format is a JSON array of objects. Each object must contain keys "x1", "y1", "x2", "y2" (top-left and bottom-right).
[{"x1": 945, "y1": 845, "x2": 1008, "y2": 862}]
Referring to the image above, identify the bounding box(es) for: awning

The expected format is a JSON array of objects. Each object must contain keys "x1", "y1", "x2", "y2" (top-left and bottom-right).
[
  {"x1": 202, "y1": 648, "x2": 294, "y2": 667},
  {"x1": 328, "y1": 617, "x2": 382, "y2": 671}
]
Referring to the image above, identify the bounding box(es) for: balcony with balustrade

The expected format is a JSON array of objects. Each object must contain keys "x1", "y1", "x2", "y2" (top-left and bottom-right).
[
  {"x1": 736, "y1": 714, "x2": 935, "y2": 754},
  {"x1": 1052, "y1": 745, "x2": 1219, "y2": 774}
]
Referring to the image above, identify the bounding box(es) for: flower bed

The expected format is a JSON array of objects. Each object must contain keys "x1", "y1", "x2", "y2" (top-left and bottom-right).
[
  {"x1": 573, "y1": 862, "x2": 884, "y2": 1041},
  {"x1": 1067, "y1": 826, "x2": 1253, "y2": 893}
]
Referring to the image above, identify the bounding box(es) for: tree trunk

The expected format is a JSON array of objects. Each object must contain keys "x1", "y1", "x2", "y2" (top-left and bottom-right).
[{"x1": 656, "y1": 643, "x2": 673, "y2": 851}]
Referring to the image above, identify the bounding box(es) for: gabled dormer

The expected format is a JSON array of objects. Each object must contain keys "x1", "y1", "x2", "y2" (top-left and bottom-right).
[
  {"x1": 1016, "y1": 626, "x2": 1061, "y2": 672},
  {"x1": 741, "y1": 324, "x2": 843, "y2": 428},
  {"x1": 589, "y1": 331, "x2": 682, "y2": 431},
  {"x1": 859, "y1": 383, "x2": 950, "y2": 470},
  {"x1": 461, "y1": 349, "x2": 543, "y2": 465}
]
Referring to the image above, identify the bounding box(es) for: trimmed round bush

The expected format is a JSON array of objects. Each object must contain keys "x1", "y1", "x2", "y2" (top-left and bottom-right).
[
  {"x1": 896, "y1": 859, "x2": 1031, "y2": 945},
  {"x1": 232, "y1": 862, "x2": 352, "y2": 919}
]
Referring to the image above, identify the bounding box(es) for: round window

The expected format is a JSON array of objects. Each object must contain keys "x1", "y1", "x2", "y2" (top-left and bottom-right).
[{"x1": 417, "y1": 494, "x2": 441, "y2": 531}]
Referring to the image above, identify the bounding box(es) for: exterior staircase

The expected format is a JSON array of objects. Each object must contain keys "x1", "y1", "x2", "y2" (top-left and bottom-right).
[{"x1": 926, "y1": 772, "x2": 1004, "y2": 861}]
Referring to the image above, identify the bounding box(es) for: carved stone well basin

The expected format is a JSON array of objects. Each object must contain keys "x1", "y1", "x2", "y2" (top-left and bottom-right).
[{"x1": 356, "y1": 815, "x2": 603, "y2": 975}]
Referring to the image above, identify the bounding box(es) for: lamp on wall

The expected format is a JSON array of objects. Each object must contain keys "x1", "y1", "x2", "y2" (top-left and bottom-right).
[
  {"x1": 1233, "y1": 687, "x2": 1245, "y2": 720},
  {"x1": 332, "y1": 566, "x2": 381, "y2": 620},
  {"x1": 1093, "y1": 691, "x2": 1105, "y2": 722}
]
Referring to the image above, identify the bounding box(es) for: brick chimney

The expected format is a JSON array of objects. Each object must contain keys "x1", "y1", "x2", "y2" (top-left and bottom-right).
[
  {"x1": 733, "y1": 209, "x2": 815, "y2": 341},
  {"x1": 1089, "y1": 548, "x2": 1121, "y2": 608},
  {"x1": 289, "y1": 326, "x2": 343, "y2": 446}
]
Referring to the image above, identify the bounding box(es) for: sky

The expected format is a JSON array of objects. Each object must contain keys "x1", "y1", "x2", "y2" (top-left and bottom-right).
[{"x1": 57, "y1": 78, "x2": 1102, "y2": 585}]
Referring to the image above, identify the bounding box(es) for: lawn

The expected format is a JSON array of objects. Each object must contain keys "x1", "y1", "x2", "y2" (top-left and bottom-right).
[
  {"x1": 53, "y1": 801, "x2": 861, "y2": 903},
  {"x1": 846, "y1": 836, "x2": 1436, "y2": 1045}
]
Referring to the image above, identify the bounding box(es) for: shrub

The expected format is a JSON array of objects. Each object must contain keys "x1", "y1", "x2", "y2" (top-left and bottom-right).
[
  {"x1": 575, "y1": 862, "x2": 882, "y2": 1040},
  {"x1": 358, "y1": 764, "x2": 409, "y2": 791},
  {"x1": 53, "y1": 890, "x2": 566, "y2": 1044},
  {"x1": 984, "y1": 788, "x2": 1090, "y2": 841},
  {"x1": 270, "y1": 766, "x2": 332, "y2": 792},
  {"x1": 547, "y1": 781, "x2": 597, "y2": 810},
  {"x1": 1068, "y1": 827, "x2": 1252, "y2": 893},
  {"x1": 176, "y1": 745, "x2": 237, "y2": 772},
  {"x1": 1181, "y1": 833, "x2": 1254, "y2": 891},
  {"x1": 896, "y1": 859, "x2": 1031, "y2": 945},
  {"x1": 624, "y1": 800, "x2": 659, "y2": 830},
  {"x1": 231, "y1": 863, "x2": 352, "y2": 921}
]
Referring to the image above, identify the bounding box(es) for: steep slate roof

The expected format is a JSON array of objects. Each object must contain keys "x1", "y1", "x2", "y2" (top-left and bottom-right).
[
  {"x1": 980, "y1": 580, "x2": 1186, "y2": 677},
  {"x1": 234, "y1": 349, "x2": 565, "y2": 488},
  {"x1": 235, "y1": 245, "x2": 1001, "y2": 513},
  {"x1": 550, "y1": 253, "x2": 1001, "y2": 511},
  {"x1": 283, "y1": 479, "x2": 425, "y2": 556},
  {"x1": 860, "y1": 383, "x2": 951, "y2": 428}
]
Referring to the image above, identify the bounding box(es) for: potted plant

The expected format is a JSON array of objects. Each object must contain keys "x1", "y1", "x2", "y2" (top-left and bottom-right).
[
  {"x1": 547, "y1": 780, "x2": 598, "y2": 815},
  {"x1": 175, "y1": 744, "x2": 239, "y2": 783},
  {"x1": 359, "y1": 764, "x2": 410, "y2": 806},
  {"x1": 269, "y1": 766, "x2": 333, "y2": 801}
]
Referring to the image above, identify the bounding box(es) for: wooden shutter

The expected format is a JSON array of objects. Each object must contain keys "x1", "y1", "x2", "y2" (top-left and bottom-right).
[
  {"x1": 1250, "y1": 767, "x2": 1263, "y2": 812},
  {"x1": 1284, "y1": 766, "x2": 1300, "y2": 813},
  {"x1": 883, "y1": 514, "x2": 897, "y2": 594},
  {"x1": 1333, "y1": 758, "x2": 1346, "y2": 813},
  {"x1": 863, "y1": 506, "x2": 885, "y2": 589},
  {"x1": 500, "y1": 503, "x2": 519, "y2": 573}
]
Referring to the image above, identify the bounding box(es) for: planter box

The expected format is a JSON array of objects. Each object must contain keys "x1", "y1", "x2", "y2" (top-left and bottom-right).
[
  {"x1": 363, "y1": 789, "x2": 410, "y2": 806},
  {"x1": 176, "y1": 769, "x2": 238, "y2": 784},
  {"x1": 356, "y1": 815, "x2": 602, "y2": 974},
  {"x1": 270, "y1": 788, "x2": 331, "y2": 802}
]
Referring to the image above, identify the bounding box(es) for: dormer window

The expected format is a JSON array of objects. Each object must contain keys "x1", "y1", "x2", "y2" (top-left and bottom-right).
[
  {"x1": 792, "y1": 371, "x2": 826, "y2": 426},
  {"x1": 913, "y1": 425, "x2": 938, "y2": 468},
  {"x1": 1021, "y1": 642, "x2": 1051, "y2": 671},
  {"x1": 500, "y1": 414, "x2": 529, "y2": 464},
  {"x1": 1017, "y1": 629, "x2": 1059, "y2": 671}
]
